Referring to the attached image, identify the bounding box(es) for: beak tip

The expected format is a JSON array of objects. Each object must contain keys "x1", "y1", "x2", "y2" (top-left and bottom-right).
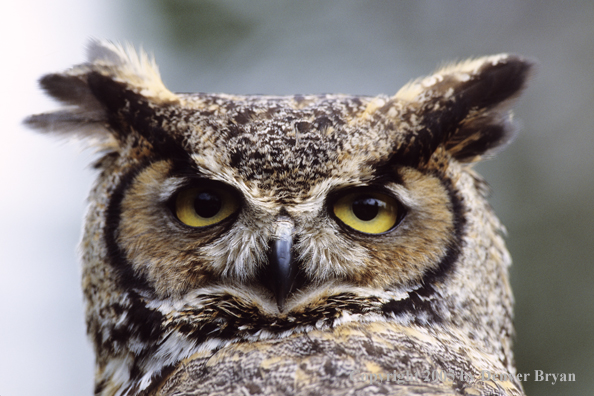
[
  {"x1": 276, "y1": 298, "x2": 285, "y2": 312},
  {"x1": 274, "y1": 278, "x2": 291, "y2": 312}
]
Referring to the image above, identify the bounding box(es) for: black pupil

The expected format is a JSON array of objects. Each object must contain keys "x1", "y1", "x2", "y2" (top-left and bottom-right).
[
  {"x1": 352, "y1": 196, "x2": 380, "y2": 221},
  {"x1": 194, "y1": 191, "x2": 222, "y2": 218}
]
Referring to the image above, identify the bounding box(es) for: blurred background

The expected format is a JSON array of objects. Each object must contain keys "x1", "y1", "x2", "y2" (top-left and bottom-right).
[{"x1": 1, "y1": 1, "x2": 592, "y2": 395}]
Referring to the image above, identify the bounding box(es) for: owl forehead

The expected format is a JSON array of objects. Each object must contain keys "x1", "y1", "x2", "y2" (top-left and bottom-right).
[{"x1": 176, "y1": 94, "x2": 404, "y2": 198}]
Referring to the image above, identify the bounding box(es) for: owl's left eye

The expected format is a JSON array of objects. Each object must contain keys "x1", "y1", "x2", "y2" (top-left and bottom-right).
[
  {"x1": 332, "y1": 190, "x2": 403, "y2": 234},
  {"x1": 174, "y1": 186, "x2": 239, "y2": 228}
]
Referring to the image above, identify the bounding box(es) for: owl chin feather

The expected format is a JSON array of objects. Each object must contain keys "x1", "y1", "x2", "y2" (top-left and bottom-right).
[{"x1": 26, "y1": 40, "x2": 533, "y2": 396}]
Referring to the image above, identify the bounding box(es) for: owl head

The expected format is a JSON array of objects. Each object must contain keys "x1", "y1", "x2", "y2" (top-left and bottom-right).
[{"x1": 26, "y1": 41, "x2": 532, "y2": 395}]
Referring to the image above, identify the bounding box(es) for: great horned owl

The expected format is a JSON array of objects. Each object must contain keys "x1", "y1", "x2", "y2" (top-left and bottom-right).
[{"x1": 26, "y1": 40, "x2": 533, "y2": 396}]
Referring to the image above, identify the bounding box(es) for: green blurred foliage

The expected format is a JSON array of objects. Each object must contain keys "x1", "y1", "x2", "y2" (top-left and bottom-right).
[{"x1": 150, "y1": 0, "x2": 253, "y2": 60}]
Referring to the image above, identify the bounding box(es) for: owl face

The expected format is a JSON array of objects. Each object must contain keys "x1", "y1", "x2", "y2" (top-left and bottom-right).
[
  {"x1": 110, "y1": 93, "x2": 459, "y2": 312},
  {"x1": 26, "y1": 41, "x2": 533, "y2": 396}
]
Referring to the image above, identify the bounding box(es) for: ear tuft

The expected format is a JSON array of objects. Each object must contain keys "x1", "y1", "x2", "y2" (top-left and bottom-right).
[
  {"x1": 24, "y1": 40, "x2": 178, "y2": 143},
  {"x1": 85, "y1": 39, "x2": 178, "y2": 103},
  {"x1": 394, "y1": 54, "x2": 535, "y2": 164}
]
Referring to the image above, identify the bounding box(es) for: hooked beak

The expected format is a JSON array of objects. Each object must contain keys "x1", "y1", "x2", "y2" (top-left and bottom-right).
[{"x1": 262, "y1": 217, "x2": 299, "y2": 311}]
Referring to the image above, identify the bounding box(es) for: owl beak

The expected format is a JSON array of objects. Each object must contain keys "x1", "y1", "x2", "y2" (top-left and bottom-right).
[{"x1": 265, "y1": 218, "x2": 298, "y2": 312}]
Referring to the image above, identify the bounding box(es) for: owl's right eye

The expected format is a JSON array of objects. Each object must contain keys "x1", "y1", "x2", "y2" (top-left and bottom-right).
[
  {"x1": 332, "y1": 190, "x2": 404, "y2": 234},
  {"x1": 174, "y1": 186, "x2": 239, "y2": 228}
]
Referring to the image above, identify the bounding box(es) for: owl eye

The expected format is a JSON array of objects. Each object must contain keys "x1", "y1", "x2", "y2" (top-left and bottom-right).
[
  {"x1": 174, "y1": 186, "x2": 239, "y2": 228},
  {"x1": 332, "y1": 191, "x2": 402, "y2": 234}
]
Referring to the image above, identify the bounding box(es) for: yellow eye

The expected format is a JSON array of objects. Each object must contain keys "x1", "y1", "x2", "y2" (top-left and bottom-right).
[
  {"x1": 333, "y1": 191, "x2": 400, "y2": 234},
  {"x1": 175, "y1": 186, "x2": 239, "y2": 228}
]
